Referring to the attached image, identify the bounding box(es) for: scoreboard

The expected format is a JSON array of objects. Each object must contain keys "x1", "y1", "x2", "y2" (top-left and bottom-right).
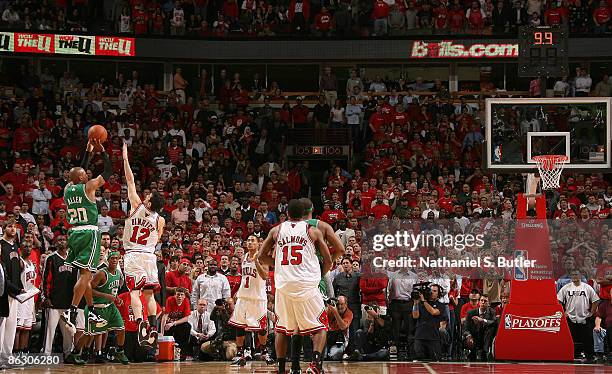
[{"x1": 518, "y1": 25, "x2": 569, "y2": 77}]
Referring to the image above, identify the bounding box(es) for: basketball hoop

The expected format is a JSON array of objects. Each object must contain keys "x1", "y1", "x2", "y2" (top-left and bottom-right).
[{"x1": 532, "y1": 155, "x2": 568, "y2": 190}]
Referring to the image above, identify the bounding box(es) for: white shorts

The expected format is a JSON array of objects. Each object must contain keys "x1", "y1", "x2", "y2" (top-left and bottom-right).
[
  {"x1": 76, "y1": 308, "x2": 85, "y2": 331},
  {"x1": 16, "y1": 298, "x2": 35, "y2": 330},
  {"x1": 124, "y1": 251, "x2": 159, "y2": 290},
  {"x1": 229, "y1": 298, "x2": 268, "y2": 332},
  {"x1": 274, "y1": 287, "x2": 328, "y2": 336}
]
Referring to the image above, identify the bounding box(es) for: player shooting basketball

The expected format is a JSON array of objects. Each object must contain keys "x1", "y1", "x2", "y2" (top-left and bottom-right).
[
  {"x1": 122, "y1": 143, "x2": 165, "y2": 347},
  {"x1": 62, "y1": 138, "x2": 113, "y2": 333}
]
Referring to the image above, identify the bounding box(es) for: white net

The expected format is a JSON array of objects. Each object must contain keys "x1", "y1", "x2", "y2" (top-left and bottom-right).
[{"x1": 532, "y1": 155, "x2": 568, "y2": 190}]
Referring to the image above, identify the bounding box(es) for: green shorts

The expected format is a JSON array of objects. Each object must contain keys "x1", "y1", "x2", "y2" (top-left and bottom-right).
[
  {"x1": 84, "y1": 304, "x2": 124, "y2": 335},
  {"x1": 67, "y1": 228, "x2": 101, "y2": 272}
]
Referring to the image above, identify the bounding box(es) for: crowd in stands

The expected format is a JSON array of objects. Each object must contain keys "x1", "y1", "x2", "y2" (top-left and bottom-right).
[
  {"x1": 0, "y1": 61, "x2": 610, "y2": 366},
  {"x1": 1, "y1": 0, "x2": 612, "y2": 36}
]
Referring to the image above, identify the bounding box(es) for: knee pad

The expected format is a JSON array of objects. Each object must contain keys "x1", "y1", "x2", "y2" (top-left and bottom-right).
[
  {"x1": 258, "y1": 330, "x2": 267, "y2": 337},
  {"x1": 236, "y1": 327, "x2": 246, "y2": 337}
]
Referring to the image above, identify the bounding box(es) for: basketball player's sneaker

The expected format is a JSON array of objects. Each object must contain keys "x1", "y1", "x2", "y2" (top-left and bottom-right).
[
  {"x1": 244, "y1": 348, "x2": 252, "y2": 361},
  {"x1": 290, "y1": 369, "x2": 302, "y2": 374},
  {"x1": 262, "y1": 352, "x2": 275, "y2": 365},
  {"x1": 61, "y1": 309, "x2": 77, "y2": 334},
  {"x1": 137, "y1": 320, "x2": 149, "y2": 346},
  {"x1": 65, "y1": 352, "x2": 85, "y2": 365},
  {"x1": 231, "y1": 355, "x2": 247, "y2": 366},
  {"x1": 147, "y1": 328, "x2": 159, "y2": 347}
]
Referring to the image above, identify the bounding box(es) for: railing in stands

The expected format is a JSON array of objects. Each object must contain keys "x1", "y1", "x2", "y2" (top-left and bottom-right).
[{"x1": 287, "y1": 129, "x2": 351, "y2": 145}]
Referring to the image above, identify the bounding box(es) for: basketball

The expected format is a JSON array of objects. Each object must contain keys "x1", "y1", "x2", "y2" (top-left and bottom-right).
[{"x1": 88, "y1": 125, "x2": 107, "y2": 143}]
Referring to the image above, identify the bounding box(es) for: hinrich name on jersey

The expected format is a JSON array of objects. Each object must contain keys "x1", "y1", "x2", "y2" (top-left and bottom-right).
[
  {"x1": 131, "y1": 217, "x2": 154, "y2": 231},
  {"x1": 277, "y1": 235, "x2": 308, "y2": 247}
]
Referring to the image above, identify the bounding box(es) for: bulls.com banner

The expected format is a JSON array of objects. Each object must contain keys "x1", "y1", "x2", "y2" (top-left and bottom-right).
[
  {"x1": 0, "y1": 32, "x2": 135, "y2": 56},
  {"x1": 355, "y1": 218, "x2": 610, "y2": 281}
]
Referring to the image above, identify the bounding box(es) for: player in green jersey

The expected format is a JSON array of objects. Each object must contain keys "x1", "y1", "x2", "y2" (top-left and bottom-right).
[
  {"x1": 66, "y1": 251, "x2": 129, "y2": 365},
  {"x1": 61, "y1": 138, "x2": 114, "y2": 335}
]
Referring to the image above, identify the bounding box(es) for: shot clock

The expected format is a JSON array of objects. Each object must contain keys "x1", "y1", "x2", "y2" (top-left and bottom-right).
[{"x1": 518, "y1": 25, "x2": 568, "y2": 77}]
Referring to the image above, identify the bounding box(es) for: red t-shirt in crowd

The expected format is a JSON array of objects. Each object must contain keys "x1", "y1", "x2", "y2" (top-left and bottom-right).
[
  {"x1": 116, "y1": 292, "x2": 161, "y2": 332},
  {"x1": 372, "y1": 1, "x2": 390, "y2": 19},
  {"x1": 597, "y1": 264, "x2": 612, "y2": 300},
  {"x1": 165, "y1": 270, "x2": 193, "y2": 291},
  {"x1": 544, "y1": 8, "x2": 563, "y2": 25},
  {"x1": 227, "y1": 273, "x2": 241, "y2": 297},
  {"x1": 461, "y1": 302, "x2": 478, "y2": 319},
  {"x1": 165, "y1": 295, "x2": 191, "y2": 322},
  {"x1": 315, "y1": 11, "x2": 332, "y2": 30},
  {"x1": 594, "y1": 6, "x2": 611, "y2": 24}
]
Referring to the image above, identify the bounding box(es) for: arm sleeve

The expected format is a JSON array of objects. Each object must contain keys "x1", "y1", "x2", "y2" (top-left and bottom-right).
[
  {"x1": 80, "y1": 150, "x2": 93, "y2": 169},
  {"x1": 207, "y1": 319, "x2": 216, "y2": 336},
  {"x1": 101, "y1": 153, "x2": 112, "y2": 181}
]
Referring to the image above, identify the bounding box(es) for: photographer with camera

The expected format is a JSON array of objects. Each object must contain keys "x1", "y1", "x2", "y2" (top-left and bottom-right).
[
  {"x1": 201, "y1": 298, "x2": 238, "y2": 360},
  {"x1": 351, "y1": 302, "x2": 392, "y2": 361},
  {"x1": 326, "y1": 296, "x2": 353, "y2": 360},
  {"x1": 412, "y1": 283, "x2": 448, "y2": 361}
]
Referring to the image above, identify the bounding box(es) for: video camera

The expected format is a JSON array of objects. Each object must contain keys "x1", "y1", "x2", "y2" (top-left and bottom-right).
[
  {"x1": 324, "y1": 297, "x2": 339, "y2": 308},
  {"x1": 411, "y1": 282, "x2": 432, "y2": 300}
]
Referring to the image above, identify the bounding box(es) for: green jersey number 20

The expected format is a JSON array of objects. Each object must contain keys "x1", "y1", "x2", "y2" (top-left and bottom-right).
[{"x1": 68, "y1": 207, "x2": 89, "y2": 224}]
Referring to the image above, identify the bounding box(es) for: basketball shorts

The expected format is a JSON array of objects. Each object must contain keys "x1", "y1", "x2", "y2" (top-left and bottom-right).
[
  {"x1": 67, "y1": 227, "x2": 101, "y2": 272},
  {"x1": 16, "y1": 297, "x2": 35, "y2": 330},
  {"x1": 124, "y1": 251, "x2": 159, "y2": 290},
  {"x1": 229, "y1": 298, "x2": 268, "y2": 332},
  {"x1": 275, "y1": 287, "x2": 328, "y2": 336},
  {"x1": 84, "y1": 304, "x2": 124, "y2": 335}
]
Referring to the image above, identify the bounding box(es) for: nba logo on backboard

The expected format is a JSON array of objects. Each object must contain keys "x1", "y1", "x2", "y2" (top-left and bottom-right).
[
  {"x1": 514, "y1": 250, "x2": 528, "y2": 281},
  {"x1": 494, "y1": 145, "x2": 502, "y2": 162}
]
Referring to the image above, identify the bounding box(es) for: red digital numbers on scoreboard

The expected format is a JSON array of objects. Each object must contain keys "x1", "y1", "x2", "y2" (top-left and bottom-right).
[{"x1": 534, "y1": 31, "x2": 553, "y2": 45}]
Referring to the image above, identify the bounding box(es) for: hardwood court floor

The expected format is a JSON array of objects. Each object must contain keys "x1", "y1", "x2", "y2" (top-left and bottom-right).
[{"x1": 9, "y1": 361, "x2": 612, "y2": 374}]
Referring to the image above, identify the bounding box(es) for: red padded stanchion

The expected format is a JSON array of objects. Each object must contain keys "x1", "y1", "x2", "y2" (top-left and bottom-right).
[{"x1": 494, "y1": 194, "x2": 574, "y2": 361}]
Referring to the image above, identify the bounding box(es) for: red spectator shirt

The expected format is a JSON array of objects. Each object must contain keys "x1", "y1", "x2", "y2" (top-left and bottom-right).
[
  {"x1": 103, "y1": 181, "x2": 122, "y2": 195},
  {"x1": 372, "y1": 1, "x2": 390, "y2": 19},
  {"x1": 449, "y1": 9, "x2": 464, "y2": 30},
  {"x1": 460, "y1": 302, "x2": 478, "y2": 319},
  {"x1": 596, "y1": 264, "x2": 612, "y2": 300},
  {"x1": 1, "y1": 193, "x2": 22, "y2": 211},
  {"x1": 359, "y1": 271, "x2": 389, "y2": 307},
  {"x1": 109, "y1": 209, "x2": 127, "y2": 221},
  {"x1": 594, "y1": 6, "x2": 611, "y2": 24},
  {"x1": 226, "y1": 273, "x2": 241, "y2": 297},
  {"x1": 370, "y1": 202, "x2": 392, "y2": 219},
  {"x1": 434, "y1": 6, "x2": 448, "y2": 28},
  {"x1": 165, "y1": 295, "x2": 191, "y2": 322},
  {"x1": 544, "y1": 8, "x2": 563, "y2": 25},
  {"x1": 165, "y1": 270, "x2": 193, "y2": 292},
  {"x1": 223, "y1": 1, "x2": 239, "y2": 18},
  {"x1": 292, "y1": 105, "x2": 310, "y2": 125},
  {"x1": 133, "y1": 9, "x2": 148, "y2": 34},
  {"x1": 315, "y1": 11, "x2": 332, "y2": 30},
  {"x1": 12, "y1": 126, "x2": 37, "y2": 153},
  {"x1": 116, "y1": 292, "x2": 161, "y2": 332},
  {"x1": 320, "y1": 209, "x2": 347, "y2": 224},
  {"x1": 467, "y1": 8, "x2": 484, "y2": 28},
  {"x1": 0, "y1": 171, "x2": 26, "y2": 192}
]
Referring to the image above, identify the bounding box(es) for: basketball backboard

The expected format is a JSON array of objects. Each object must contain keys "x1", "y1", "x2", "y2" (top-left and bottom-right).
[{"x1": 485, "y1": 98, "x2": 611, "y2": 172}]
